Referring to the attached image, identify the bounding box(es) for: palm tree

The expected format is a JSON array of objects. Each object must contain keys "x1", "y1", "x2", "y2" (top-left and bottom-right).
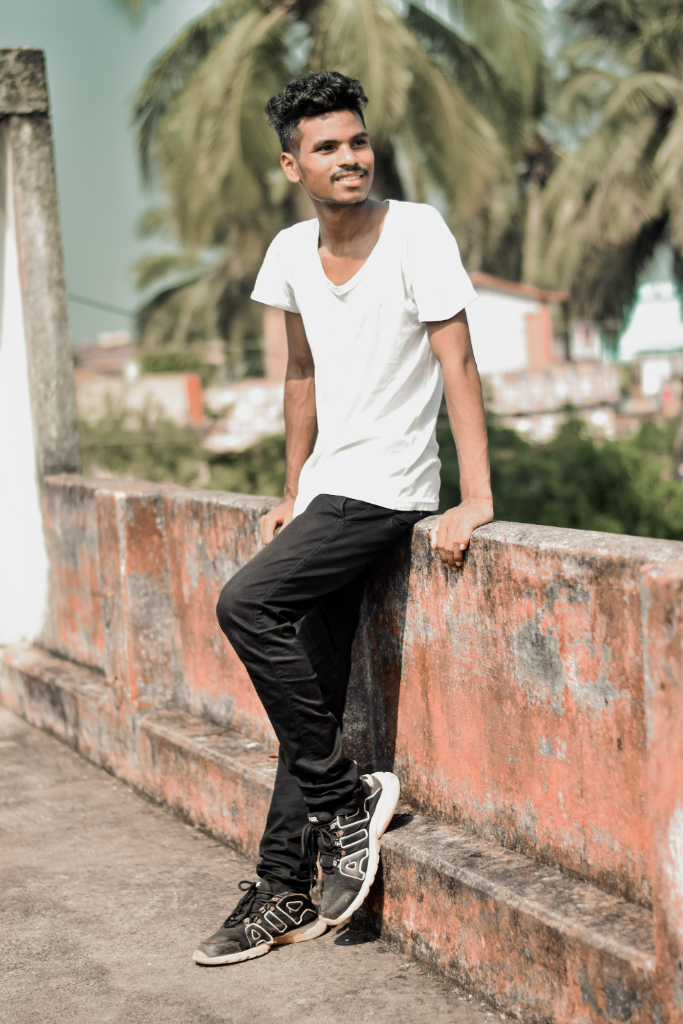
[
  {"x1": 125, "y1": 0, "x2": 544, "y2": 358},
  {"x1": 539, "y1": 0, "x2": 683, "y2": 342}
]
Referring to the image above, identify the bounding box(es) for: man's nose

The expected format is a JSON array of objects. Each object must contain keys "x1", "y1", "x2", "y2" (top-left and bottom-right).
[{"x1": 337, "y1": 143, "x2": 357, "y2": 165}]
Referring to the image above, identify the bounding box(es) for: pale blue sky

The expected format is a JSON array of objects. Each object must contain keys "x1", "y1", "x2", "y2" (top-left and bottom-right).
[{"x1": 3, "y1": 0, "x2": 212, "y2": 340}]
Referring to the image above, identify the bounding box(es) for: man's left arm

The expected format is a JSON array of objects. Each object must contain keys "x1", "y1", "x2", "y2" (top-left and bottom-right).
[{"x1": 427, "y1": 309, "x2": 493, "y2": 568}]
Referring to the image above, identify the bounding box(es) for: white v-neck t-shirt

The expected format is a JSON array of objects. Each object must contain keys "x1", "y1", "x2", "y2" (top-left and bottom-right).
[{"x1": 251, "y1": 200, "x2": 477, "y2": 516}]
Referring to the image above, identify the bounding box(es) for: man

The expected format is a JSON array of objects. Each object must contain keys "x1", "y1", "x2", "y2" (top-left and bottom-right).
[{"x1": 194, "y1": 70, "x2": 493, "y2": 966}]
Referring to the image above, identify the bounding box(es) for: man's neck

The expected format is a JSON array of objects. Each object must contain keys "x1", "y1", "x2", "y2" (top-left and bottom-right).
[{"x1": 313, "y1": 198, "x2": 386, "y2": 256}]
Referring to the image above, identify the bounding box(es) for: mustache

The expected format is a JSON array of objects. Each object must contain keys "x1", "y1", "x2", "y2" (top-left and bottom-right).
[{"x1": 331, "y1": 166, "x2": 368, "y2": 181}]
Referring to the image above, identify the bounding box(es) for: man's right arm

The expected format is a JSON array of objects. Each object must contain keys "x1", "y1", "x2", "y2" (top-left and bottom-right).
[{"x1": 260, "y1": 311, "x2": 316, "y2": 544}]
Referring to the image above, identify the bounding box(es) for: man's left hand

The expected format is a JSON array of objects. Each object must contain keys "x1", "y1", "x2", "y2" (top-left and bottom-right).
[{"x1": 429, "y1": 497, "x2": 493, "y2": 568}]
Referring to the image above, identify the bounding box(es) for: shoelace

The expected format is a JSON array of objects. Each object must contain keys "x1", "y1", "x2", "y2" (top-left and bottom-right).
[
  {"x1": 222, "y1": 880, "x2": 274, "y2": 928},
  {"x1": 301, "y1": 821, "x2": 342, "y2": 887}
]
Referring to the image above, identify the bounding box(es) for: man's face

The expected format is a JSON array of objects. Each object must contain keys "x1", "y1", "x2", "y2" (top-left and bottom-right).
[{"x1": 280, "y1": 109, "x2": 374, "y2": 205}]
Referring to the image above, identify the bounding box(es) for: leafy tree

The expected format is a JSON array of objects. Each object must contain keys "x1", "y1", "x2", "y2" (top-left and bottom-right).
[
  {"x1": 123, "y1": 0, "x2": 544, "y2": 353},
  {"x1": 80, "y1": 403, "x2": 683, "y2": 539},
  {"x1": 207, "y1": 434, "x2": 287, "y2": 494},
  {"x1": 438, "y1": 414, "x2": 683, "y2": 539},
  {"x1": 539, "y1": 0, "x2": 683, "y2": 340},
  {"x1": 79, "y1": 404, "x2": 206, "y2": 486}
]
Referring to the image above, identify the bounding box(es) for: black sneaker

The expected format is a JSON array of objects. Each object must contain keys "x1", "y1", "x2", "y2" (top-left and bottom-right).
[
  {"x1": 302, "y1": 771, "x2": 400, "y2": 927},
  {"x1": 193, "y1": 880, "x2": 326, "y2": 965}
]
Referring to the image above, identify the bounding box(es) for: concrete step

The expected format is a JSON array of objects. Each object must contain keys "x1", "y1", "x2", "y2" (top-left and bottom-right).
[{"x1": 1, "y1": 644, "x2": 660, "y2": 1024}]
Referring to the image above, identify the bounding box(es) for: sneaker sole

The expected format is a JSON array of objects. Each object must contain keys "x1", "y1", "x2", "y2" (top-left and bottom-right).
[
  {"x1": 273, "y1": 916, "x2": 327, "y2": 945},
  {"x1": 193, "y1": 917, "x2": 327, "y2": 965},
  {"x1": 321, "y1": 771, "x2": 400, "y2": 927},
  {"x1": 193, "y1": 942, "x2": 270, "y2": 966}
]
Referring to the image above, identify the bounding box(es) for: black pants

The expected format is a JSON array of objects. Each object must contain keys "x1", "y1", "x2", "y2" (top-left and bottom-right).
[{"x1": 216, "y1": 493, "x2": 427, "y2": 891}]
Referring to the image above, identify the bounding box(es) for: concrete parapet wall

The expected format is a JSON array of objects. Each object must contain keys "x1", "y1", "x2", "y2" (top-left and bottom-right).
[
  {"x1": 642, "y1": 562, "x2": 683, "y2": 1016},
  {"x1": 6, "y1": 475, "x2": 683, "y2": 1020},
  {"x1": 41, "y1": 476, "x2": 277, "y2": 740},
  {"x1": 348, "y1": 524, "x2": 683, "y2": 907},
  {"x1": 40, "y1": 475, "x2": 683, "y2": 911}
]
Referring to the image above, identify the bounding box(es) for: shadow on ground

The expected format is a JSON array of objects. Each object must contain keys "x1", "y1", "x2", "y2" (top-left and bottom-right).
[{"x1": 0, "y1": 709, "x2": 503, "y2": 1024}]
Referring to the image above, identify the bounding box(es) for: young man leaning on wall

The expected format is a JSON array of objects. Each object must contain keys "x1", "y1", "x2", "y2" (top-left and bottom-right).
[{"x1": 194, "y1": 70, "x2": 493, "y2": 966}]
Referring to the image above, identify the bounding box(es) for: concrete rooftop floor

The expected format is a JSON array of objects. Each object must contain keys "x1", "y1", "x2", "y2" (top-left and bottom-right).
[{"x1": 0, "y1": 708, "x2": 502, "y2": 1024}]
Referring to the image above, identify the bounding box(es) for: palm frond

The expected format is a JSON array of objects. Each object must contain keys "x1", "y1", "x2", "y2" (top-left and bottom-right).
[
  {"x1": 308, "y1": 0, "x2": 411, "y2": 144},
  {"x1": 404, "y1": 4, "x2": 524, "y2": 146},
  {"x1": 602, "y1": 71, "x2": 682, "y2": 121},
  {"x1": 155, "y1": 4, "x2": 291, "y2": 249},
  {"x1": 137, "y1": 244, "x2": 266, "y2": 370},
  {"x1": 133, "y1": 0, "x2": 255, "y2": 179},
  {"x1": 133, "y1": 253, "x2": 203, "y2": 290},
  {"x1": 556, "y1": 67, "x2": 621, "y2": 122},
  {"x1": 540, "y1": 110, "x2": 663, "y2": 297},
  {"x1": 137, "y1": 207, "x2": 171, "y2": 238},
  {"x1": 445, "y1": 0, "x2": 545, "y2": 113},
  {"x1": 653, "y1": 106, "x2": 683, "y2": 249},
  {"x1": 560, "y1": 0, "x2": 641, "y2": 53},
  {"x1": 404, "y1": 35, "x2": 504, "y2": 227}
]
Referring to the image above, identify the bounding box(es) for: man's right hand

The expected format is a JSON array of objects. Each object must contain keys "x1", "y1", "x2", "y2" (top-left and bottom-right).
[{"x1": 260, "y1": 497, "x2": 296, "y2": 545}]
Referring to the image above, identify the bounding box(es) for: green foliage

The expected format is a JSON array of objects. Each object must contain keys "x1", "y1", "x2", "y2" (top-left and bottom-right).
[
  {"x1": 540, "y1": 0, "x2": 683, "y2": 325},
  {"x1": 79, "y1": 405, "x2": 205, "y2": 487},
  {"x1": 138, "y1": 349, "x2": 219, "y2": 386},
  {"x1": 139, "y1": 351, "x2": 204, "y2": 373},
  {"x1": 437, "y1": 414, "x2": 683, "y2": 539},
  {"x1": 80, "y1": 407, "x2": 683, "y2": 540},
  {"x1": 206, "y1": 436, "x2": 287, "y2": 496}
]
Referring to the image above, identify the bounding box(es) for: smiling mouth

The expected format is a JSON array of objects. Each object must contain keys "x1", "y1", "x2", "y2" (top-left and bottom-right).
[{"x1": 334, "y1": 171, "x2": 366, "y2": 184}]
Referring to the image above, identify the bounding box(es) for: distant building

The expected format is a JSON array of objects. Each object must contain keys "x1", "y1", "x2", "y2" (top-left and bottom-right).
[
  {"x1": 74, "y1": 333, "x2": 204, "y2": 428},
  {"x1": 203, "y1": 311, "x2": 287, "y2": 453},
  {"x1": 619, "y1": 246, "x2": 683, "y2": 362},
  {"x1": 77, "y1": 373, "x2": 204, "y2": 429},
  {"x1": 615, "y1": 247, "x2": 683, "y2": 424},
  {"x1": 467, "y1": 273, "x2": 619, "y2": 442},
  {"x1": 467, "y1": 273, "x2": 568, "y2": 374}
]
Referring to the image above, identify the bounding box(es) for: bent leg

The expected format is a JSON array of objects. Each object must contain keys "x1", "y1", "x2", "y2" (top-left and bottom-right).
[
  {"x1": 216, "y1": 495, "x2": 412, "y2": 815},
  {"x1": 256, "y1": 570, "x2": 371, "y2": 890}
]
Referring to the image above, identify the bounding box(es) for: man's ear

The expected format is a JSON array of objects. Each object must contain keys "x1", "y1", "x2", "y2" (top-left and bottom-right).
[{"x1": 281, "y1": 151, "x2": 301, "y2": 184}]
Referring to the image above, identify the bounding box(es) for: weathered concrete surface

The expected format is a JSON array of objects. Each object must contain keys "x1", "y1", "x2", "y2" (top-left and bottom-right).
[
  {"x1": 39, "y1": 476, "x2": 683, "y2": 908},
  {"x1": 1, "y1": 645, "x2": 661, "y2": 1024},
  {"x1": 373, "y1": 818, "x2": 656, "y2": 1024},
  {"x1": 0, "y1": 48, "x2": 49, "y2": 115},
  {"x1": 0, "y1": 708, "x2": 497, "y2": 1024},
  {"x1": 1, "y1": 51, "x2": 79, "y2": 479},
  {"x1": 0, "y1": 50, "x2": 78, "y2": 649},
  {"x1": 1, "y1": 645, "x2": 137, "y2": 784},
  {"x1": 642, "y1": 562, "x2": 683, "y2": 1023},
  {"x1": 348, "y1": 521, "x2": 683, "y2": 907},
  {"x1": 42, "y1": 477, "x2": 277, "y2": 738}
]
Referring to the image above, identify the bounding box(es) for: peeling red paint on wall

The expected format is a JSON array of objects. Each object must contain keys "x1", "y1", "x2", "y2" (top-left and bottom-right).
[
  {"x1": 346, "y1": 523, "x2": 683, "y2": 908},
  {"x1": 42, "y1": 477, "x2": 277, "y2": 737},
  {"x1": 642, "y1": 561, "x2": 683, "y2": 1024}
]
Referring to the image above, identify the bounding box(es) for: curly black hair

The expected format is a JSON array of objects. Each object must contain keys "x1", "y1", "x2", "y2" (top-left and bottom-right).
[{"x1": 265, "y1": 71, "x2": 368, "y2": 152}]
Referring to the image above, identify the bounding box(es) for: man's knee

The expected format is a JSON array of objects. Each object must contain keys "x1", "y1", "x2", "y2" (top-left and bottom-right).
[{"x1": 216, "y1": 575, "x2": 253, "y2": 639}]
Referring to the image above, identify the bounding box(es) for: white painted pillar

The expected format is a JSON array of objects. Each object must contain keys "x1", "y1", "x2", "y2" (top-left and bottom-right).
[
  {"x1": 0, "y1": 50, "x2": 79, "y2": 645},
  {"x1": 0, "y1": 126, "x2": 50, "y2": 642}
]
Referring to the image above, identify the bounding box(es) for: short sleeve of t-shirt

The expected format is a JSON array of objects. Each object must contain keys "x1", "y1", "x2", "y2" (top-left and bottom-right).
[
  {"x1": 409, "y1": 206, "x2": 477, "y2": 323},
  {"x1": 251, "y1": 234, "x2": 300, "y2": 313}
]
